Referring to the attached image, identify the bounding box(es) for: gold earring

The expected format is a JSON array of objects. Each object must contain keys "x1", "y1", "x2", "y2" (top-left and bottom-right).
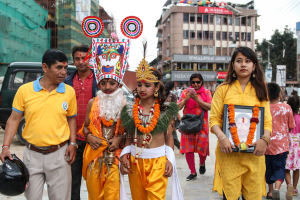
[
  {"x1": 252, "y1": 73, "x2": 255, "y2": 78},
  {"x1": 154, "y1": 91, "x2": 158, "y2": 97},
  {"x1": 233, "y1": 71, "x2": 236, "y2": 78}
]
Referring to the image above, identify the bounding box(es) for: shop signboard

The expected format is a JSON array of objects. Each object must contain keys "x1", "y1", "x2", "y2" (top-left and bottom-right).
[
  {"x1": 276, "y1": 65, "x2": 286, "y2": 87},
  {"x1": 172, "y1": 71, "x2": 217, "y2": 82},
  {"x1": 265, "y1": 69, "x2": 272, "y2": 83},
  {"x1": 217, "y1": 71, "x2": 227, "y2": 81},
  {"x1": 173, "y1": 55, "x2": 231, "y2": 63},
  {"x1": 198, "y1": 7, "x2": 232, "y2": 15}
]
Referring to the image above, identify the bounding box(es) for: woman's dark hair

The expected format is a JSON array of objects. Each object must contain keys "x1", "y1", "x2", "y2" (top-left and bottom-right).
[
  {"x1": 133, "y1": 68, "x2": 167, "y2": 110},
  {"x1": 42, "y1": 49, "x2": 68, "y2": 68},
  {"x1": 224, "y1": 46, "x2": 268, "y2": 101},
  {"x1": 267, "y1": 83, "x2": 281, "y2": 101},
  {"x1": 189, "y1": 73, "x2": 204, "y2": 88},
  {"x1": 165, "y1": 81, "x2": 175, "y2": 97},
  {"x1": 287, "y1": 95, "x2": 300, "y2": 115}
]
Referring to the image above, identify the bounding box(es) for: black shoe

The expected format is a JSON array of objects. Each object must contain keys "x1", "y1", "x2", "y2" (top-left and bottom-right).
[
  {"x1": 199, "y1": 163, "x2": 206, "y2": 174},
  {"x1": 186, "y1": 173, "x2": 197, "y2": 181},
  {"x1": 272, "y1": 190, "x2": 280, "y2": 200}
]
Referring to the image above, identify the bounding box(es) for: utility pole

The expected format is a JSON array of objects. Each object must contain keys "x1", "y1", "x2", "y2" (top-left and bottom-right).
[{"x1": 265, "y1": 41, "x2": 274, "y2": 70}]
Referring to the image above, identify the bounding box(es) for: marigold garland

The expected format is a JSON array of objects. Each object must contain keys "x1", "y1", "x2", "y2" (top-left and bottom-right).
[
  {"x1": 228, "y1": 104, "x2": 260, "y2": 149},
  {"x1": 133, "y1": 98, "x2": 160, "y2": 134},
  {"x1": 101, "y1": 118, "x2": 114, "y2": 127}
]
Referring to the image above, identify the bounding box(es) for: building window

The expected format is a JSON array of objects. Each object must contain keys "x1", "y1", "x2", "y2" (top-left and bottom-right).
[
  {"x1": 198, "y1": 63, "x2": 206, "y2": 70},
  {"x1": 247, "y1": 17, "x2": 251, "y2": 26},
  {"x1": 222, "y1": 32, "x2": 227, "y2": 40},
  {"x1": 216, "y1": 31, "x2": 221, "y2": 40},
  {"x1": 222, "y1": 16, "x2": 228, "y2": 25},
  {"x1": 190, "y1": 30, "x2": 195, "y2": 39},
  {"x1": 222, "y1": 48, "x2": 227, "y2": 56},
  {"x1": 208, "y1": 63, "x2": 213, "y2": 70},
  {"x1": 216, "y1": 15, "x2": 221, "y2": 25},
  {"x1": 209, "y1": 15, "x2": 214, "y2": 24},
  {"x1": 190, "y1": 46, "x2": 195, "y2": 55},
  {"x1": 197, "y1": 14, "x2": 202, "y2": 23},
  {"x1": 197, "y1": 45, "x2": 202, "y2": 54},
  {"x1": 229, "y1": 47, "x2": 234, "y2": 56},
  {"x1": 229, "y1": 32, "x2": 233, "y2": 41},
  {"x1": 203, "y1": 31, "x2": 209, "y2": 40},
  {"x1": 217, "y1": 64, "x2": 223, "y2": 70},
  {"x1": 247, "y1": 33, "x2": 251, "y2": 41},
  {"x1": 216, "y1": 47, "x2": 221, "y2": 56},
  {"x1": 183, "y1": 46, "x2": 188, "y2": 54},
  {"x1": 203, "y1": 46, "x2": 208, "y2": 55},
  {"x1": 183, "y1": 13, "x2": 189, "y2": 23},
  {"x1": 167, "y1": 48, "x2": 170, "y2": 57},
  {"x1": 209, "y1": 31, "x2": 213, "y2": 40},
  {"x1": 228, "y1": 17, "x2": 232, "y2": 25},
  {"x1": 235, "y1": 18, "x2": 240, "y2": 26},
  {"x1": 183, "y1": 63, "x2": 191, "y2": 69},
  {"x1": 235, "y1": 32, "x2": 240, "y2": 41},
  {"x1": 241, "y1": 17, "x2": 246, "y2": 26},
  {"x1": 209, "y1": 46, "x2": 214, "y2": 55},
  {"x1": 203, "y1": 14, "x2": 208, "y2": 24},
  {"x1": 197, "y1": 31, "x2": 202, "y2": 40},
  {"x1": 190, "y1": 14, "x2": 195, "y2": 23},
  {"x1": 241, "y1": 32, "x2": 246, "y2": 41},
  {"x1": 183, "y1": 30, "x2": 189, "y2": 39}
]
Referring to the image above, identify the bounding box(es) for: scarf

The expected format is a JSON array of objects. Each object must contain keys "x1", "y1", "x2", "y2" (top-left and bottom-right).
[{"x1": 186, "y1": 86, "x2": 208, "y2": 119}]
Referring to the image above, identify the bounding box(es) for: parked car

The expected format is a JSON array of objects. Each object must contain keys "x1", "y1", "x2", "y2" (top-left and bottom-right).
[{"x1": 0, "y1": 62, "x2": 134, "y2": 144}]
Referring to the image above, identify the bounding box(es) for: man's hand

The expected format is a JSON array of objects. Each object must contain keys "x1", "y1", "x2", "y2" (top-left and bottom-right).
[
  {"x1": 65, "y1": 145, "x2": 76, "y2": 165},
  {"x1": 108, "y1": 137, "x2": 122, "y2": 151},
  {"x1": 87, "y1": 134, "x2": 102, "y2": 150},
  {"x1": 164, "y1": 160, "x2": 173, "y2": 177},
  {"x1": 0, "y1": 148, "x2": 12, "y2": 163},
  {"x1": 120, "y1": 154, "x2": 131, "y2": 175},
  {"x1": 249, "y1": 139, "x2": 268, "y2": 156}
]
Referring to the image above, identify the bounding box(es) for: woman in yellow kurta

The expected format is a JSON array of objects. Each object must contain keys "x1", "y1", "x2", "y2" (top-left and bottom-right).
[{"x1": 209, "y1": 47, "x2": 272, "y2": 200}]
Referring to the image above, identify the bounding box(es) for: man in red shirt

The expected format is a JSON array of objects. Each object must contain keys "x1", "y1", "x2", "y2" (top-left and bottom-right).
[{"x1": 64, "y1": 44, "x2": 98, "y2": 200}]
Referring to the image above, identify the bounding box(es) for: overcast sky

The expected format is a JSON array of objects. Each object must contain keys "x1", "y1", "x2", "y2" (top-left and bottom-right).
[{"x1": 99, "y1": 0, "x2": 300, "y2": 71}]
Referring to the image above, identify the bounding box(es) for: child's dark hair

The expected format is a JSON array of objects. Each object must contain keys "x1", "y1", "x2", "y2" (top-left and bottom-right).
[
  {"x1": 267, "y1": 83, "x2": 281, "y2": 101},
  {"x1": 287, "y1": 95, "x2": 300, "y2": 115},
  {"x1": 133, "y1": 68, "x2": 167, "y2": 110},
  {"x1": 165, "y1": 81, "x2": 175, "y2": 97}
]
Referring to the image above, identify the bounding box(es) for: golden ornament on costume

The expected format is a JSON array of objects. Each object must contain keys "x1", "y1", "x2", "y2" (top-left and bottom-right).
[{"x1": 136, "y1": 58, "x2": 159, "y2": 83}]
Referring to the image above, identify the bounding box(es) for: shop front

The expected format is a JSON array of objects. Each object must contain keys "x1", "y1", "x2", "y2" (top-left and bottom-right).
[{"x1": 217, "y1": 71, "x2": 228, "y2": 84}]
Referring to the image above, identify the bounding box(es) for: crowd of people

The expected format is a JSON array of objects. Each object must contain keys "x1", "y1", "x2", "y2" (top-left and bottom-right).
[{"x1": 0, "y1": 41, "x2": 299, "y2": 200}]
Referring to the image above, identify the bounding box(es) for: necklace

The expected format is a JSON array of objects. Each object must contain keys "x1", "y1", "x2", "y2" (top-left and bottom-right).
[
  {"x1": 101, "y1": 118, "x2": 114, "y2": 127},
  {"x1": 228, "y1": 104, "x2": 259, "y2": 150},
  {"x1": 132, "y1": 99, "x2": 160, "y2": 165}
]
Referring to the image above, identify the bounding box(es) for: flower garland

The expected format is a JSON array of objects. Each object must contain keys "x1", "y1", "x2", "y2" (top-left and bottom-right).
[
  {"x1": 101, "y1": 118, "x2": 114, "y2": 127},
  {"x1": 228, "y1": 104, "x2": 260, "y2": 150},
  {"x1": 133, "y1": 98, "x2": 160, "y2": 134}
]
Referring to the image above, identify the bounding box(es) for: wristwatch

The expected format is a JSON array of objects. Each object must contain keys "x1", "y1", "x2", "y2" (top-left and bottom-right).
[{"x1": 70, "y1": 142, "x2": 78, "y2": 149}]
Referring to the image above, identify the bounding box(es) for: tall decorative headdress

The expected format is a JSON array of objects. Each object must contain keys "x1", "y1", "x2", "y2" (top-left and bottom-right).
[{"x1": 135, "y1": 41, "x2": 159, "y2": 83}]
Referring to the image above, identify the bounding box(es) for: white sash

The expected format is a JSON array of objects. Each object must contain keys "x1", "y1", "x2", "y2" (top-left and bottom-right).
[{"x1": 119, "y1": 144, "x2": 184, "y2": 200}]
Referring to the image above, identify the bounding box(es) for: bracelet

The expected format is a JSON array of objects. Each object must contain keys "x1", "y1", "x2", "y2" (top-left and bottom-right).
[
  {"x1": 2, "y1": 145, "x2": 10, "y2": 150},
  {"x1": 261, "y1": 136, "x2": 270, "y2": 145},
  {"x1": 219, "y1": 136, "x2": 226, "y2": 142}
]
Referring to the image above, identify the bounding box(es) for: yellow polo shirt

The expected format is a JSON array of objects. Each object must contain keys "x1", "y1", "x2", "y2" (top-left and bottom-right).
[{"x1": 12, "y1": 77, "x2": 77, "y2": 146}]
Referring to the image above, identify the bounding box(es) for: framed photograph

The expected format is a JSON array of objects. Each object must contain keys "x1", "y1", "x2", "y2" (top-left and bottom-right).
[{"x1": 222, "y1": 104, "x2": 265, "y2": 153}]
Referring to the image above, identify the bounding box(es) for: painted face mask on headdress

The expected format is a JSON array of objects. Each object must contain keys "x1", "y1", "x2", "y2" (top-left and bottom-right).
[{"x1": 88, "y1": 38, "x2": 131, "y2": 84}]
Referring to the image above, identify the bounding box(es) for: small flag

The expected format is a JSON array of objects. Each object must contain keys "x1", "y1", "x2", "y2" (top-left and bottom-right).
[{"x1": 83, "y1": 44, "x2": 93, "y2": 63}]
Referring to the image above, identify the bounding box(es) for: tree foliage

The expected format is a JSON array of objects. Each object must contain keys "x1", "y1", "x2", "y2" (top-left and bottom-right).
[{"x1": 256, "y1": 26, "x2": 297, "y2": 81}]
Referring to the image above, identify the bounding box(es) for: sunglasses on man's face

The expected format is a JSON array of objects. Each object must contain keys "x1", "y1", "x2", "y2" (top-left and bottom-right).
[{"x1": 191, "y1": 81, "x2": 201, "y2": 84}]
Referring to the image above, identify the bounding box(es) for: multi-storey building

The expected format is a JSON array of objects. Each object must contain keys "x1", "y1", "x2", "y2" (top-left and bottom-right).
[{"x1": 156, "y1": 1, "x2": 259, "y2": 89}]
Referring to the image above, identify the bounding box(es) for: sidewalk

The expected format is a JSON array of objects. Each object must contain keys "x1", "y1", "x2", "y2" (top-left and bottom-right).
[{"x1": 1, "y1": 130, "x2": 300, "y2": 199}]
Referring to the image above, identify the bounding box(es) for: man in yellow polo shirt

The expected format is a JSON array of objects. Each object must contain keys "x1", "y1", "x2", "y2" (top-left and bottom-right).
[{"x1": 0, "y1": 50, "x2": 77, "y2": 200}]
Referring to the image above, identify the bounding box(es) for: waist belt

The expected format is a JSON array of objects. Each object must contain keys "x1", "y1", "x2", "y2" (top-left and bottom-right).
[{"x1": 26, "y1": 140, "x2": 68, "y2": 154}]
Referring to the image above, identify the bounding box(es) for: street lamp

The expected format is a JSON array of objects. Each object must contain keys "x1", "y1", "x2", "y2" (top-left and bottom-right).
[{"x1": 225, "y1": 5, "x2": 241, "y2": 48}]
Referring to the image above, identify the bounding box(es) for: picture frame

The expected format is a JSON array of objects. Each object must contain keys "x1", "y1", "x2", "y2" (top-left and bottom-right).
[{"x1": 222, "y1": 104, "x2": 265, "y2": 153}]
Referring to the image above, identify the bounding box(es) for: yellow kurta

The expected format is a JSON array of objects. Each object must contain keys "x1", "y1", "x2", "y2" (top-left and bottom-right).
[{"x1": 209, "y1": 80, "x2": 272, "y2": 200}]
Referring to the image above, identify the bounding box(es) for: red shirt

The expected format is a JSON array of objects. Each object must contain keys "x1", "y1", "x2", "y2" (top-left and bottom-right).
[{"x1": 73, "y1": 71, "x2": 94, "y2": 141}]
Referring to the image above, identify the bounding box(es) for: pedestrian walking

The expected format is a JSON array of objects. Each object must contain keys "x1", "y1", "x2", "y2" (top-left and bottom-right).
[
  {"x1": 285, "y1": 94, "x2": 300, "y2": 197},
  {"x1": 64, "y1": 44, "x2": 99, "y2": 200},
  {"x1": 165, "y1": 81, "x2": 181, "y2": 150},
  {"x1": 210, "y1": 47, "x2": 272, "y2": 200},
  {"x1": 177, "y1": 87, "x2": 182, "y2": 101},
  {"x1": 177, "y1": 73, "x2": 212, "y2": 180},
  {"x1": 265, "y1": 83, "x2": 295, "y2": 200},
  {"x1": 0, "y1": 50, "x2": 78, "y2": 200}
]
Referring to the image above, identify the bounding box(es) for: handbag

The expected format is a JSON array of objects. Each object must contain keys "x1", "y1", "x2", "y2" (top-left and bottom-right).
[{"x1": 178, "y1": 110, "x2": 204, "y2": 134}]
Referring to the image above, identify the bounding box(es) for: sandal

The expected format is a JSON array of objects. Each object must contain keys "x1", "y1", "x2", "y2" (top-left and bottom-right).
[
  {"x1": 266, "y1": 192, "x2": 272, "y2": 199},
  {"x1": 293, "y1": 188, "x2": 298, "y2": 196},
  {"x1": 286, "y1": 184, "x2": 293, "y2": 200}
]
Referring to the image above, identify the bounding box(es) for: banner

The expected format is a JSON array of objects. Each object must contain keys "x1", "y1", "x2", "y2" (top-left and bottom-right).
[
  {"x1": 276, "y1": 65, "x2": 286, "y2": 87},
  {"x1": 265, "y1": 69, "x2": 272, "y2": 83},
  {"x1": 198, "y1": 7, "x2": 232, "y2": 15}
]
